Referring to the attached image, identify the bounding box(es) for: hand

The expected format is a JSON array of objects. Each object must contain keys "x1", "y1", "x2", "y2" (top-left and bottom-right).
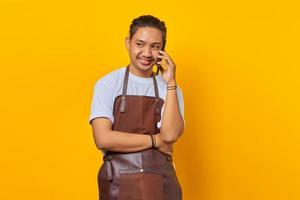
[
  {"x1": 155, "y1": 133, "x2": 174, "y2": 156},
  {"x1": 157, "y1": 50, "x2": 177, "y2": 85}
]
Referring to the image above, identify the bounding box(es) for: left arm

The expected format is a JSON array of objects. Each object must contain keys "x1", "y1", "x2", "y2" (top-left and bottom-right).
[
  {"x1": 160, "y1": 80, "x2": 184, "y2": 142},
  {"x1": 156, "y1": 50, "x2": 185, "y2": 143}
]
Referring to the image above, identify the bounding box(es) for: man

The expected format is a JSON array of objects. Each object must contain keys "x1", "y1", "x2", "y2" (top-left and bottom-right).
[{"x1": 89, "y1": 15, "x2": 185, "y2": 200}]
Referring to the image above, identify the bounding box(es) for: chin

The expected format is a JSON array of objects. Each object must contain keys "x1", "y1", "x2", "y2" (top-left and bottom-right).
[{"x1": 139, "y1": 65, "x2": 154, "y2": 71}]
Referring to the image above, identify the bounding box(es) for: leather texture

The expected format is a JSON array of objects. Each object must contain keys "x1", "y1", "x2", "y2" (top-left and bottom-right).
[{"x1": 97, "y1": 65, "x2": 182, "y2": 200}]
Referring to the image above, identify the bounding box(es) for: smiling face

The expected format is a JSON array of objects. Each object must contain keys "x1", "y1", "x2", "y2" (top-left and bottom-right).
[{"x1": 125, "y1": 27, "x2": 163, "y2": 77}]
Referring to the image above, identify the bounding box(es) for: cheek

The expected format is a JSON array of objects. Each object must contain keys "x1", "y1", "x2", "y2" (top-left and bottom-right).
[
  {"x1": 131, "y1": 49, "x2": 142, "y2": 58},
  {"x1": 129, "y1": 50, "x2": 139, "y2": 60}
]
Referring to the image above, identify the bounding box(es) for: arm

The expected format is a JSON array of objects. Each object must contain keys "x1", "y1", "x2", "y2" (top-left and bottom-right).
[
  {"x1": 89, "y1": 66, "x2": 176, "y2": 153},
  {"x1": 157, "y1": 50, "x2": 185, "y2": 143},
  {"x1": 91, "y1": 118, "x2": 174, "y2": 155},
  {"x1": 91, "y1": 118, "x2": 152, "y2": 152},
  {"x1": 89, "y1": 79, "x2": 151, "y2": 152},
  {"x1": 159, "y1": 80, "x2": 184, "y2": 143}
]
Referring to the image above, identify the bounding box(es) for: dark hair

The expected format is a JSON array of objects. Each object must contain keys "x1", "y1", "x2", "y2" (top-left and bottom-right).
[
  {"x1": 129, "y1": 15, "x2": 167, "y2": 74},
  {"x1": 129, "y1": 15, "x2": 167, "y2": 50}
]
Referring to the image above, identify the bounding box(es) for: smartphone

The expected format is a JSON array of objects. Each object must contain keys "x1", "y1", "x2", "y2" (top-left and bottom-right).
[{"x1": 156, "y1": 42, "x2": 166, "y2": 75}]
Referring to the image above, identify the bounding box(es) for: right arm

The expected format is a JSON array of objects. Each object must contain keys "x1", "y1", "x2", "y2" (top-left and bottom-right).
[{"x1": 91, "y1": 117, "x2": 173, "y2": 155}]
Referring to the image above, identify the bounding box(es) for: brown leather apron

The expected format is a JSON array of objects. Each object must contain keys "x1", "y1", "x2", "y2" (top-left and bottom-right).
[{"x1": 97, "y1": 65, "x2": 182, "y2": 200}]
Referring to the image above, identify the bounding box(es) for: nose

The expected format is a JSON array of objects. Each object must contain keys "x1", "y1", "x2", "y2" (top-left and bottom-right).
[{"x1": 142, "y1": 46, "x2": 152, "y2": 58}]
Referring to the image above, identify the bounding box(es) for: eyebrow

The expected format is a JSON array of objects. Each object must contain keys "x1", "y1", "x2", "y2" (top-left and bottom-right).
[{"x1": 135, "y1": 39, "x2": 161, "y2": 45}]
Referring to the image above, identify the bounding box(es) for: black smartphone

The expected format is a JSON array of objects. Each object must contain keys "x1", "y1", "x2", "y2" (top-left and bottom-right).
[{"x1": 156, "y1": 42, "x2": 166, "y2": 75}]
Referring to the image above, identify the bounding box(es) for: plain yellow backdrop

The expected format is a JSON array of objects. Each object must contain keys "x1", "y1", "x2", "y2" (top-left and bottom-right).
[{"x1": 1, "y1": 0, "x2": 300, "y2": 199}]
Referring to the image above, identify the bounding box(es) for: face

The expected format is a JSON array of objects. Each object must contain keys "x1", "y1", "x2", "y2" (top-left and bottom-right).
[{"x1": 125, "y1": 27, "x2": 163, "y2": 73}]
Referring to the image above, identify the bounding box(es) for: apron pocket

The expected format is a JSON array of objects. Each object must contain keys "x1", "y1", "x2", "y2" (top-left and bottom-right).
[{"x1": 119, "y1": 168, "x2": 165, "y2": 200}]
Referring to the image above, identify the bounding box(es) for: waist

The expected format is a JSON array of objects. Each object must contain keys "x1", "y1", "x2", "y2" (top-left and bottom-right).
[{"x1": 103, "y1": 148, "x2": 173, "y2": 164}]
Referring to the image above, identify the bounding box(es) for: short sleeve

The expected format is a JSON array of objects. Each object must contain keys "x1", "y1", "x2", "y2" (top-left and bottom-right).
[
  {"x1": 177, "y1": 86, "x2": 185, "y2": 126},
  {"x1": 88, "y1": 79, "x2": 114, "y2": 125},
  {"x1": 157, "y1": 86, "x2": 185, "y2": 128}
]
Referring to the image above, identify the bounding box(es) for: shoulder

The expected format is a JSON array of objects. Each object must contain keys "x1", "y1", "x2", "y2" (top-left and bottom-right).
[{"x1": 93, "y1": 66, "x2": 126, "y2": 90}]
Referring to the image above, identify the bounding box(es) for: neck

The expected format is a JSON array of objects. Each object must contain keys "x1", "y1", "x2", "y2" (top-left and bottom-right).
[{"x1": 128, "y1": 63, "x2": 153, "y2": 78}]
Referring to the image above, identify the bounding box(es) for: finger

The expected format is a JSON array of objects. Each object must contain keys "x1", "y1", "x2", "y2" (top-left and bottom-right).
[
  {"x1": 158, "y1": 58, "x2": 175, "y2": 71},
  {"x1": 157, "y1": 58, "x2": 168, "y2": 66},
  {"x1": 160, "y1": 66, "x2": 166, "y2": 72},
  {"x1": 162, "y1": 150, "x2": 171, "y2": 156},
  {"x1": 167, "y1": 147, "x2": 173, "y2": 153},
  {"x1": 159, "y1": 50, "x2": 167, "y2": 55},
  {"x1": 157, "y1": 54, "x2": 168, "y2": 59},
  {"x1": 157, "y1": 55, "x2": 170, "y2": 64},
  {"x1": 157, "y1": 61, "x2": 167, "y2": 70},
  {"x1": 158, "y1": 50, "x2": 174, "y2": 64}
]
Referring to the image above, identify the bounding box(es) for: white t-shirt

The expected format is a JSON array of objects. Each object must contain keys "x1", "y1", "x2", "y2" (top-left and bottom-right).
[{"x1": 88, "y1": 66, "x2": 185, "y2": 154}]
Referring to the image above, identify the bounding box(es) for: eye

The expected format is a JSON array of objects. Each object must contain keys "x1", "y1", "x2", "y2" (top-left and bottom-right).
[
  {"x1": 136, "y1": 42, "x2": 143, "y2": 47},
  {"x1": 152, "y1": 46, "x2": 160, "y2": 49}
]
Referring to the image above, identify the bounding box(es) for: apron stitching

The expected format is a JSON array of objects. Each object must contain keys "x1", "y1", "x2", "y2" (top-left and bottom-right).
[{"x1": 100, "y1": 65, "x2": 180, "y2": 199}]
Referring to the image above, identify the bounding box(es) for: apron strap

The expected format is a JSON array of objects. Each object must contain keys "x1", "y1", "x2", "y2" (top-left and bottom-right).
[
  {"x1": 120, "y1": 65, "x2": 161, "y2": 133},
  {"x1": 103, "y1": 153, "x2": 113, "y2": 182},
  {"x1": 119, "y1": 65, "x2": 130, "y2": 113}
]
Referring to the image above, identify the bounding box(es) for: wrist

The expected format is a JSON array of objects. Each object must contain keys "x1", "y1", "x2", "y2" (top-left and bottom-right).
[
  {"x1": 150, "y1": 135, "x2": 154, "y2": 148},
  {"x1": 167, "y1": 80, "x2": 177, "y2": 91},
  {"x1": 150, "y1": 134, "x2": 158, "y2": 149},
  {"x1": 167, "y1": 80, "x2": 176, "y2": 86},
  {"x1": 154, "y1": 134, "x2": 161, "y2": 148}
]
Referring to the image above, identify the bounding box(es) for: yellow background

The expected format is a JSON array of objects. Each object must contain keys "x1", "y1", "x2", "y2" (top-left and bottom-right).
[{"x1": 1, "y1": 0, "x2": 299, "y2": 199}]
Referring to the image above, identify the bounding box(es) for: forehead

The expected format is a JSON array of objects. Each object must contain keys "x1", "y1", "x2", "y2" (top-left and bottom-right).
[{"x1": 132, "y1": 27, "x2": 163, "y2": 43}]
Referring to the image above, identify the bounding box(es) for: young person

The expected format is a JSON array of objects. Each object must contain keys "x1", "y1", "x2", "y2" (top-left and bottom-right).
[{"x1": 89, "y1": 14, "x2": 185, "y2": 200}]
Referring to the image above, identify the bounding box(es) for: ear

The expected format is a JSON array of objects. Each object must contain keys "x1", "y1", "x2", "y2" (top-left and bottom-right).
[{"x1": 125, "y1": 37, "x2": 130, "y2": 51}]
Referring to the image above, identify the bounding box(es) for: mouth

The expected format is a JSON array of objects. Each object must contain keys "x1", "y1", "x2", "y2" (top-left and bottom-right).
[{"x1": 139, "y1": 58, "x2": 152, "y2": 66}]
